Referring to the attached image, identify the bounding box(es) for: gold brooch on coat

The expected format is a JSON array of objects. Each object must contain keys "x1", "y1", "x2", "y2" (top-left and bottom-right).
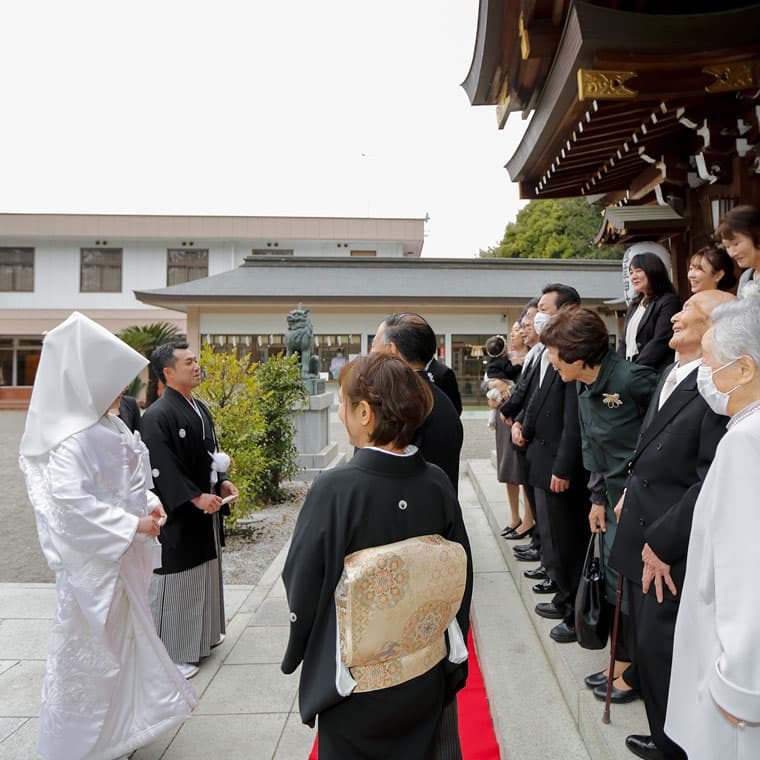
[{"x1": 602, "y1": 393, "x2": 623, "y2": 409}]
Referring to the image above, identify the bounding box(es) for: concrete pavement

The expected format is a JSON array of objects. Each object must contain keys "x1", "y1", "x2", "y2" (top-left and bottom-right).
[{"x1": 1, "y1": 430, "x2": 648, "y2": 759}]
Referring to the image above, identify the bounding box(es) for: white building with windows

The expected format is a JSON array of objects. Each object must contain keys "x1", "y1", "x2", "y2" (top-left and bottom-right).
[{"x1": 1, "y1": 212, "x2": 624, "y2": 409}]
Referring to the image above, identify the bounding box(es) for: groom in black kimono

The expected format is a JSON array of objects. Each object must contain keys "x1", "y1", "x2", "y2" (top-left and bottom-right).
[{"x1": 142, "y1": 342, "x2": 239, "y2": 678}]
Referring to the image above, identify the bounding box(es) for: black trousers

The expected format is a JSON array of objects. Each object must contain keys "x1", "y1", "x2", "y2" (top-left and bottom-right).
[
  {"x1": 516, "y1": 447, "x2": 541, "y2": 553},
  {"x1": 629, "y1": 581, "x2": 687, "y2": 759},
  {"x1": 531, "y1": 486, "x2": 553, "y2": 580},
  {"x1": 534, "y1": 485, "x2": 589, "y2": 624}
]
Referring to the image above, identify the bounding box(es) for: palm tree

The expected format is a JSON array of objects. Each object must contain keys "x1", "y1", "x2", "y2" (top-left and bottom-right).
[{"x1": 119, "y1": 322, "x2": 186, "y2": 406}]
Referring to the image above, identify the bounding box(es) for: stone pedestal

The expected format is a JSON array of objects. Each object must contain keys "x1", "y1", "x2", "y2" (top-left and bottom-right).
[
  {"x1": 303, "y1": 377, "x2": 326, "y2": 395},
  {"x1": 293, "y1": 391, "x2": 345, "y2": 481}
]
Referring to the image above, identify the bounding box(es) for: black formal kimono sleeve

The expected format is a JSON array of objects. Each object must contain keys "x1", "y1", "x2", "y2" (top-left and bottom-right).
[
  {"x1": 281, "y1": 482, "x2": 330, "y2": 675},
  {"x1": 281, "y1": 476, "x2": 351, "y2": 727},
  {"x1": 141, "y1": 405, "x2": 202, "y2": 512}
]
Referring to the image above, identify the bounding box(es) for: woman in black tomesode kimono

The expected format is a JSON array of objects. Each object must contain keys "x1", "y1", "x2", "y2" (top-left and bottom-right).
[{"x1": 281, "y1": 353, "x2": 473, "y2": 759}]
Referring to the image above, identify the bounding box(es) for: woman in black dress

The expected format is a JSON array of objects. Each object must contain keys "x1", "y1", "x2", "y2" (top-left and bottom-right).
[
  {"x1": 618, "y1": 252, "x2": 680, "y2": 374},
  {"x1": 281, "y1": 353, "x2": 473, "y2": 759}
]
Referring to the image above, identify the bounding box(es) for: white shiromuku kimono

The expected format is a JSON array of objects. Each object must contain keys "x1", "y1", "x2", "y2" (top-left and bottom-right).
[
  {"x1": 20, "y1": 415, "x2": 197, "y2": 760},
  {"x1": 666, "y1": 404, "x2": 760, "y2": 759}
]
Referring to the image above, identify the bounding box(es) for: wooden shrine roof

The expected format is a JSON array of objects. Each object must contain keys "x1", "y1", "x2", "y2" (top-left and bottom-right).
[{"x1": 465, "y1": 2, "x2": 760, "y2": 200}]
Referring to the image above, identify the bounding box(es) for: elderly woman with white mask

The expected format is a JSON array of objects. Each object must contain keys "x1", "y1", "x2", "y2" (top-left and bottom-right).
[
  {"x1": 666, "y1": 295, "x2": 760, "y2": 760},
  {"x1": 19, "y1": 312, "x2": 196, "y2": 760}
]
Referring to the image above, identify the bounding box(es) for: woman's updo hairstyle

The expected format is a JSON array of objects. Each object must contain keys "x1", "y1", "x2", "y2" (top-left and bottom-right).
[{"x1": 339, "y1": 353, "x2": 433, "y2": 448}]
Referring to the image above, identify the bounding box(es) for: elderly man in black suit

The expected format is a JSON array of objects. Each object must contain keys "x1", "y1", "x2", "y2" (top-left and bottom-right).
[{"x1": 609, "y1": 289, "x2": 735, "y2": 760}]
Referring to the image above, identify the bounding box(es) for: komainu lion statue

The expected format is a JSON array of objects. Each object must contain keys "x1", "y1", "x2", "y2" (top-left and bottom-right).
[{"x1": 285, "y1": 303, "x2": 318, "y2": 377}]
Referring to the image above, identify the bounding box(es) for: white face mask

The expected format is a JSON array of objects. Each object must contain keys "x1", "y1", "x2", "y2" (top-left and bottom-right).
[
  {"x1": 697, "y1": 360, "x2": 739, "y2": 416},
  {"x1": 532, "y1": 311, "x2": 552, "y2": 337}
]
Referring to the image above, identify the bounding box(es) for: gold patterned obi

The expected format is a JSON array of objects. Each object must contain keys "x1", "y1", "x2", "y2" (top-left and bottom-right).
[{"x1": 335, "y1": 534, "x2": 467, "y2": 693}]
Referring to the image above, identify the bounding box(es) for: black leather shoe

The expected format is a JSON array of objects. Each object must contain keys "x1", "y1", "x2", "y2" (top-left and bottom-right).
[
  {"x1": 550, "y1": 621, "x2": 577, "y2": 643},
  {"x1": 513, "y1": 543, "x2": 538, "y2": 554},
  {"x1": 625, "y1": 734, "x2": 664, "y2": 760},
  {"x1": 500, "y1": 524, "x2": 520, "y2": 537},
  {"x1": 504, "y1": 525, "x2": 535, "y2": 540},
  {"x1": 514, "y1": 548, "x2": 540, "y2": 562},
  {"x1": 532, "y1": 578, "x2": 558, "y2": 594},
  {"x1": 584, "y1": 670, "x2": 608, "y2": 689},
  {"x1": 593, "y1": 682, "x2": 640, "y2": 703},
  {"x1": 524, "y1": 565, "x2": 548, "y2": 580},
  {"x1": 534, "y1": 602, "x2": 564, "y2": 620}
]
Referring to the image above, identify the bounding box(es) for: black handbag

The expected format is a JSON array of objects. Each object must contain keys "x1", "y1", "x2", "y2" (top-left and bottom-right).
[{"x1": 574, "y1": 532, "x2": 609, "y2": 650}]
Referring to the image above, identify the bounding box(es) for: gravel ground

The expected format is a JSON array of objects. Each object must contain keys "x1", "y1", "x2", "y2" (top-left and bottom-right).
[{"x1": 2, "y1": 408, "x2": 495, "y2": 586}]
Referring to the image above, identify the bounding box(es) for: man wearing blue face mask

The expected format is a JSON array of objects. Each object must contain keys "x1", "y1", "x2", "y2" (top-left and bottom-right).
[{"x1": 609, "y1": 288, "x2": 734, "y2": 760}]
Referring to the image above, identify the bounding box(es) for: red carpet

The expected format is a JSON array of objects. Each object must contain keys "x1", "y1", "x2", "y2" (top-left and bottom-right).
[{"x1": 308, "y1": 629, "x2": 500, "y2": 758}]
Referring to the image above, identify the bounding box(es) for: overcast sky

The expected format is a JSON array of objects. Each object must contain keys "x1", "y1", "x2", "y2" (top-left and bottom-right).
[{"x1": 1, "y1": 1, "x2": 529, "y2": 257}]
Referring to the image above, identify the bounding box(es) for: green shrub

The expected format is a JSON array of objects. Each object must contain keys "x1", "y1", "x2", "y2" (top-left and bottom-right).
[
  {"x1": 252, "y1": 353, "x2": 307, "y2": 503},
  {"x1": 197, "y1": 347, "x2": 306, "y2": 523},
  {"x1": 197, "y1": 345, "x2": 266, "y2": 526}
]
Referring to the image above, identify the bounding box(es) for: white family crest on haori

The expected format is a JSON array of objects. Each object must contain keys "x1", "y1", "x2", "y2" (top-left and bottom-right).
[{"x1": 19, "y1": 312, "x2": 197, "y2": 760}]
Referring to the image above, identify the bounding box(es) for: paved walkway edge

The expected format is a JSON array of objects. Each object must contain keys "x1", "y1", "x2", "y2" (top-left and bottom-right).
[{"x1": 467, "y1": 458, "x2": 649, "y2": 760}]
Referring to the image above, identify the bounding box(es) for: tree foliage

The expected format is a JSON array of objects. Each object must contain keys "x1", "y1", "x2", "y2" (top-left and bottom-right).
[
  {"x1": 480, "y1": 198, "x2": 625, "y2": 260},
  {"x1": 196, "y1": 347, "x2": 306, "y2": 523},
  {"x1": 119, "y1": 322, "x2": 186, "y2": 405}
]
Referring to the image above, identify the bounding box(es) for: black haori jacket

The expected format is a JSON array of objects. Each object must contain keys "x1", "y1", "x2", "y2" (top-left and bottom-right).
[
  {"x1": 141, "y1": 387, "x2": 228, "y2": 574},
  {"x1": 281, "y1": 447, "x2": 473, "y2": 727}
]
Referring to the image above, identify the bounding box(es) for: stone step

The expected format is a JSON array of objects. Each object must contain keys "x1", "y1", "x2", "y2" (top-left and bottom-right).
[{"x1": 467, "y1": 458, "x2": 648, "y2": 760}]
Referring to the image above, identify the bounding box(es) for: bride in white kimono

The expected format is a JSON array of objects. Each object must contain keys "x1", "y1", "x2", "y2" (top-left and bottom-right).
[
  {"x1": 666, "y1": 297, "x2": 760, "y2": 760},
  {"x1": 19, "y1": 312, "x2": 197, "y2": 760}
]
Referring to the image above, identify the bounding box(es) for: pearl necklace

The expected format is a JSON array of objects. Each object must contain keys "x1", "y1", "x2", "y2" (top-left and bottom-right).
[{"x1": 728, "y1": 400, "x2": 760, "y2": 429}]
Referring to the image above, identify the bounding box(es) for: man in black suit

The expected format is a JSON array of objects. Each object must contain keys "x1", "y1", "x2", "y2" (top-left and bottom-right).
[
  {"x1": 118, "y1": 393, "x2": 142, "y2": 433},
  {"x1": 515, "y1": 285, "x2": 589, "y2": 642},
  {"x1": 609, "y1": 289, "x2": 734, "y2": 760},
  {"x1": 425, "y1": 356, "x2": 463, "y2": 415},
  {"x1": 373, "y1": 313, "x2": 464, "y2": 495}
]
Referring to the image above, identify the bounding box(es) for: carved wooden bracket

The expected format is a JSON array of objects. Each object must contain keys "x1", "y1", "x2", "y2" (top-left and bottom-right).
[
  {"x1": 577, "y1": 69, "x2": 638, "y2": 100},
  {"x1": 703, "y1": 62, "x2": 755, "y2": 94},
  {"x1": 518, "y1": 12, "x2": 530, "y2": 60}
]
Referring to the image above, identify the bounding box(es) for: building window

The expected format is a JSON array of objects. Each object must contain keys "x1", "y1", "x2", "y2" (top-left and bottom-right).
[
  {"x1": 0, "y1": 247, "x2": 34, "y2": 292},
  {"x1": 0, "y1": 336, "x2": 42, "y2": 386},
  {"x1": 350, "y1": 250, "x2": 376, "y2": 257},
  {"x1": 167, "y1": 248, "x2": 209, "y2": 286},
  {"x1": 251, "y1": 249, "x2": 294, "y2": 256},
  {"x1": 80, "y1": 248, "x2": 122, "y2": 292}
]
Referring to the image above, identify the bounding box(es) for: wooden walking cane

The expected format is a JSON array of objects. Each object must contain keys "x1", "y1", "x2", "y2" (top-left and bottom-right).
[{"x1": 602, "y1": 574, "x2": 624, "y2": 724}]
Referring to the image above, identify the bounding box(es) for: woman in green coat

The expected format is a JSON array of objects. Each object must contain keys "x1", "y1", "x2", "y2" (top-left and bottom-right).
[{"x1": 541, "y1": 306, "x2": 658, "y2": 701}]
